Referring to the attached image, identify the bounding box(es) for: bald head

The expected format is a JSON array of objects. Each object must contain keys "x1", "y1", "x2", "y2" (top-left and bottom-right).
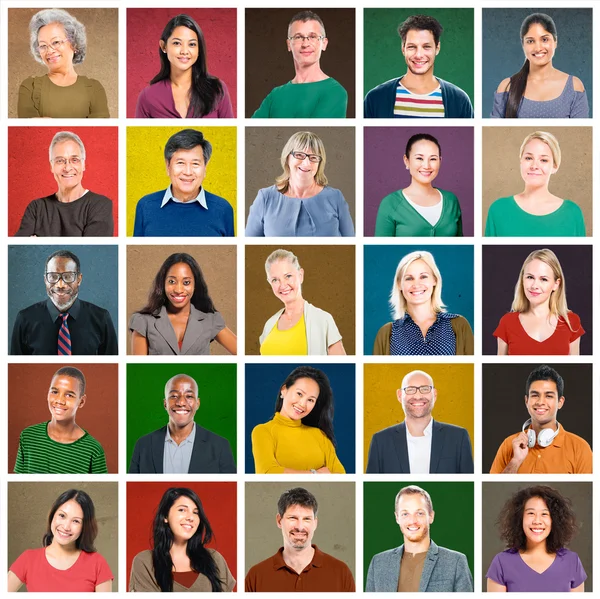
[
  {"x1": 401, "y1": 370, "x2": 434, "y2": 390},
  {"x1": 164, "y1": 374, "x2": 198, "y2": 399}
]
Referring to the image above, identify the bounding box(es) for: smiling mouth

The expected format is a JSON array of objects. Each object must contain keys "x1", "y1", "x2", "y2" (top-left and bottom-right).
[
  {"x1": 292, "y1": 404, "x2": 306, "y2": 415},
  {"x1": 170, "y1": 294, "x2": 188, "y2": 303},
  {"x1": 56, "y1": 529, "x2": 73, "y2": 539},
  {"x1": 173, "y1": 408, "x2": 190, "y2": 415},
  {"x1": 406, "y1": 526, "x2": 421, "y2": 532}
]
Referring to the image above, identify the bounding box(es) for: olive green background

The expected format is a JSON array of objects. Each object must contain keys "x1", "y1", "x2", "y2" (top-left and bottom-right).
[
  {"x1": 364, "y1": 8, "x2": 474, "y2": 105},
  {"x1": 126, "y1": 363, "x2": 237, "y2": 472},
  {"x1": 363, "y1": 481, "x2": 474, "y2": 590}
]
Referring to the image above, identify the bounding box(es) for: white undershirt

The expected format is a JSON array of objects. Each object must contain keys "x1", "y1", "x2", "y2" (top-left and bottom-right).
[
  {"x1": 406, "y1": 418, "x2": 433, "y2": 474},
  {"x1": 404, "y1": 189, "x2": 443, "y2": 226}
]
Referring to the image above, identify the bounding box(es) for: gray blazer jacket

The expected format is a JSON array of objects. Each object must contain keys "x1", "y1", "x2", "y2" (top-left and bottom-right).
[{"x1": 366, "y1": 541, "x2": 473, "y2": 592}]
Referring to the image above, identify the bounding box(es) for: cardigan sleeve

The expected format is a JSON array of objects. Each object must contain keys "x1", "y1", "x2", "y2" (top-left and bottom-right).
[
  {"x1": 324, "y1": 311, "x2": 343, "y2": 349},
  {"x1": 372, "y1": 322, "x2": 392, "y2": 355},
  {"x1": 129, "y1": 551, "x2": 160, "y2": 592},
  {"x1": 451, "y1": 315, "x2": 473, "y2": 355},
  {"x1": 375, "y1": 193, "x2": 398, "y2": 236},
  {"x1": 211, "y1": 549, "x2": 236, "y2": 591},
  {"x1": 251, "y1": 424, "x2": 284, "y2": 474}
]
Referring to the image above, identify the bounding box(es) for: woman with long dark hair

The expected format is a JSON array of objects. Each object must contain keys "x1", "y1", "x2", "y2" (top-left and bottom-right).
[
  {"x1": 251, "y1": 366, "x2": 345, "y2": 473},
  {"x1": 8, "y1": 489, "x2": 113, "y2": 592},
  {"x1": 491, "y1": 13, "x2": 588, "y2": 118},
  {"x1": 136, "y1": 14, "x2": 233, "y2": 118},
  {"x1": 129, "y1": 252, "x2": 237, "y2": 355},
  {"x1": 129, "y1": 487, "x2": 235, "y2": 592}
]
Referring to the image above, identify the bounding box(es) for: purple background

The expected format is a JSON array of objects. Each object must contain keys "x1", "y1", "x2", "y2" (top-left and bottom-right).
[{"x1": 364, "y1": 127, "x2": 474, "y2": 236}]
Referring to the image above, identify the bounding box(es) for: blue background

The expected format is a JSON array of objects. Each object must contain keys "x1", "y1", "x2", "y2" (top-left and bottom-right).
[
  {"x1": 364, "y1": 244, "x2": 474, "y2": 355},
  {"x1": 245, "y1": 363, "x2": 356, "y2": 474}
]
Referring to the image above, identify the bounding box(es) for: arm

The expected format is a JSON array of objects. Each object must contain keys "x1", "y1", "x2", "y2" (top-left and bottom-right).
[
  {"x1": 10, "y1": 313, "x2": 28, "y2": 355},
  {"x1": 327, "y1": 340, "x2": 346, "y2": 355},
  {"x1": 366, "y1": 434, "x2": 381, "y2": 473},
  {"x1": 129, "y1": 440, "x2": 141, "y2": 473},
  {"x1": 133, "y1": 200, "x2": 144, "y2": 236},
  {"x1": 571, "y1": 583, "x2": 584, "y2": 592},
  {"x1": 454, "y1": 555, "x2": 474, "y2": 592},
  {"x1": 455, "y1": 317, "x2": 474, "y2": 355},
  {"x1": 365, "y1": 557, "x2": 376, "y2": 592},
  {"x1": 576, "y1": 440, "x2": 593, "y2": 474},
  {"x1": 374, "y1": 196, "x2": 397, "y2": 236},
  {"x1": 217, "y1": 82, "x2": 234, "y2": 118},
  {"x1": 484, "y1": 207, "x2": 496, "y2": 236},
  {"x1": 14, "y1": 203, "x2": 37, "y2": 236},
  {"x1": 458, "y1": 93, "x2": 474, "y2": 118},
  {"x1": 251, "y1": 425, "x2": 284, "y2": 474},
  {"x1": 497, "y1": 338, "x2": 508, "y2": 355},
  {"x1": 100, "y1": 313, "x2": 118, "y2": 355},
  {"x1": 131, "y1": 331, "x2": 149, "y2": 355},
  {"x1": 245, "y1": 191, "x2": 265, "y2": 236},
  {"x1": 459, "y1": 429, "x2": 474, "y2": 473},
  {"x1": 135, "y1": 88, "x2": 151, "y2": 118},
  {"x1": 456, "y1": 210, "x2": 463, "y2": 237},
  {"x1": 219, "y1": 439, "x2": 237, "y2": 473},
  {"x1": 569, "y1": 338, "x2": 581, "y2": 355},
  {"x1": 251, "y1": 92, "x2": 272, "y2": 118},
  {"x1": 14, "y1": 434, "x2": 25, "y2": 473},
  {"x1": 336, "y1": 194, "x2": 355, "y2": 236},
  {"x1": 92, "y1": 448, "x2": 108, "y2": 474},
  {"x1": 497, "y1": 433, "x2": 529, "y2": 474},
  {"x1": 487, "y1": 578, "x2": 507, "y2": 592},
  {"x1": 129, "y1": 553, "x2": 159, "y2": 592},
  {"x1": 7, "y1": 571, "x2": 24, "y2": 592},
  {"x1": 95, "y1": 580, "x2": 112, "y2": 592},
  {"x1": 89, "y1": 81, "x2": 110, "y2": 118},
  {"x1": 343, "y1": 565, "x2": 356, "y2": 592},
  {"x1": 83, "y1": 198, "x2": 114, "y2": 236},
  {"x1": 570, "y1": 78, "x2": 589, "y2": 118},
  {"x1": 324, "y1": 436, "x2": 345, "y2": 474},
  {"x1": 215, "y1": 327, "x2": 237, "y2": 355},
  {"x1": 17, "y1": 79, "x2": 40, "y2": 118},
  {"x1": 315, "y1": 84, "x2": 347, "y2": 118}
]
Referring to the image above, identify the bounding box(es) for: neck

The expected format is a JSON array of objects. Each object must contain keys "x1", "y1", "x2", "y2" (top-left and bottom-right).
[
  {"x1": 168, "y1": 421, "x2": 194, "y2": 444},
  {"x1": 170, "y1": 539, "x2": 189, "y2": 551},
  {"x1": 402, "y1": 70, "x2": 436, "y2": 89},
  {"x1": 287, "y1": 178, "x2": 318, "y2": 198},
  {"x1": 283, "y1": 297, "x2": 305, "y2": 315},
  {"x1": 172, "y1": 187, "x2": 201, "y2": 203},
  {"x1": 49, "y1": 539, "x2": 79, "y2": 555},
  {"x1": 56, "y1": 185, "x2": 85, "y2": 203},
  {"x1": 526, "y1": 302, "x2": 551, "y2": 318},
  {"x1": 407, "y1": 303, "x2": 436, "y2": 322},
  {"x1": 524, "y1": 539, "x2": 550, "y2": 555},
  {"x1": 528, "y1": 61, "x2": 555, "y2": 79},
  {"x1": 292, "y1": 61, "x2": 326, "y2": 83},
  {"x1": 404, "y1": 535, "x2": 431, "y2": 554},
  {"x1": 519, "y1": 185, "x2": 551, "y2": 200},
  {"x1": 405, "y1": 414, "x2": 432, "y2": 437},
  {"x1": 530, "y1": 419, "x2": 558, "y2": 434},
  {"x1": 48, "y1": 65, "x2": 77, "y2": 80},
  {"x1": 170, "y1": 68, "x2": 193, "y2": 88},
  {"x1": 166, "y1": 302, "x2": 192, "y2": 316},
  {"x1": 282, "y1": 544, "x2": 315, "y2": 572},
  {"x1": 405, "y1": 179, "x2": 435, "y2": 195},
  {"x1": 48, "y1": 418, "x2": 78, "y2": 435}
]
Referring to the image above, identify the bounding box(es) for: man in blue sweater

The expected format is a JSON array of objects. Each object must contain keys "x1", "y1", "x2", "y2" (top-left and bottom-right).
[
  {"x1": 364, "y1": 14, "x2": 473, "y2": 118},
  {"x1": 133, "y1": 129, "x2": 234, "y2": 236}
]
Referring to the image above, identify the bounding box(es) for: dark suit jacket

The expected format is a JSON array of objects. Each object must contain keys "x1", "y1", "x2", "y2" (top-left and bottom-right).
[
  {"x1": 366, "y1": 420, "x2": 473, "y2": 473},
  {"x1": 129, "y1": 425, "x2": 236, "y2": 473}
]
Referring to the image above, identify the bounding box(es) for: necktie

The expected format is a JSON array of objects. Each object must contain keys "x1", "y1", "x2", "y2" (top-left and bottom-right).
[{"x1": 58, "y1": 313, "x2": 72, "y2": 355}]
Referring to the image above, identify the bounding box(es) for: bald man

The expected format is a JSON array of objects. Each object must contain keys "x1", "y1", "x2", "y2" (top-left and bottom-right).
[
  {"x1": 366, "y1": 370, "x2": 473, "y2": 474},
  {"x1": 129, "y1": 374, "x2": 236, "y2": 473}
]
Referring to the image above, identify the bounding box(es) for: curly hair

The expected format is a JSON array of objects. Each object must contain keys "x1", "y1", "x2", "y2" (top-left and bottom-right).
[
  {"x1": 497, "y1": 486, "x2": 579, "y2": 554},
  {"x1": 29, "y1": 9, "x2": 87, "y2": 64},
  {"x1": 398, "y1": 15, "x2": 443, "y2": 46}
]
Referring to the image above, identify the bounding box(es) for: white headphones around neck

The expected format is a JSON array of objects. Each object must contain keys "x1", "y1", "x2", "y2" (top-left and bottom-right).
[{"x1": 522, "y1": 419, "x2": 560, "y2": 448}]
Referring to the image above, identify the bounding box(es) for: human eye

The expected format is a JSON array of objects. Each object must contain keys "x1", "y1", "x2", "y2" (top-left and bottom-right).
[{"x1": 172, "y1": 40, "x2": 181, "y2": 46}]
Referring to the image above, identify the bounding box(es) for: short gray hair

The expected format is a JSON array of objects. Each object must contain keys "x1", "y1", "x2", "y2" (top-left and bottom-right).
[
  {"x1": 395, "y1": 485, "x2": 433, "y2": 514},
  {"x1": 265, "y1": 249, "x2": 301, "y2": 279},
  {"x1": 29, "y1": 9, "x2": 87, "y2": 65},
  {"x1": 49, "y1": 131, "x2": 86, "y2": 162}
]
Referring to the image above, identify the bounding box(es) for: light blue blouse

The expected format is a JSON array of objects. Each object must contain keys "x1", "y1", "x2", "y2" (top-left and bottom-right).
[{"x1": 245, "y1": 184, "x2": 355, "y2": 237}]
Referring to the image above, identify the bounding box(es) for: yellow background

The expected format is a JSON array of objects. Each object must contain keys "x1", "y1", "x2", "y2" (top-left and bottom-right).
[
  {"x1": 363, "y1": 363, "x2": 474, "y2": 472},
  {"x1": 126, "y1": 126, "x2": 237, "y2": 235}
]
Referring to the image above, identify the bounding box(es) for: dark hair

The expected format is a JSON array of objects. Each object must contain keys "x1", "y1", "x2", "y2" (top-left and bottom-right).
[
  {"x1": 151, "y1": 14, "x2": 224, "y2": 118},
  {"x1": 164, "y1": 128, "x2": 212, "y2": 165},
  {"x1": 152, "y1": 487, "x2": 224, "y2": 592},
  {"x1": 505, "y1": 13, "x2": 557, "y2": 118},
  {"x1": 525, "y1": 364, "x2": 564, "y2": 397},
  {"x1": 405, "y1": 133, "x2": 442, "y2": 158},
  {"x1": 138, "y1": 253, "x2": 216, "y2": 316},
  {"x1": 288, "y1": 10, "x2": 325, "y2": 36},
  {"x1": 53, "y1": 366, "x2": 86, "y2": 396},
  {"x1": 398, "y1": 15, "x2": 443, "y2": 46},
  {"x1": 277, "y1": 487, "x2": 318, "y2": 518},
  {"x1": 275, "y1": 366, "x2": 336, "y2": 446},
  {"x1": 43, "y1": 489, "x2": 98, "y2": 552},
  {"x1": 45, "y1": 250, "x2": 81, "y2": 272},
  {"x1": 497, "y1": 485, "x2": 578, "y2": 553}
]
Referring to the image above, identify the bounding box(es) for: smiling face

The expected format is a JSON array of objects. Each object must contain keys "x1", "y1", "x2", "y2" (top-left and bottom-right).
[
  {"x1": 525, "y1": 379, "x2": 564, "y2": 429},
  {"x1": 165, "y1": 262, "x2": 195, "y2": 311},
  {"x1": 47, "y1": 374, "x2": 86, "y2": 422},
  {"x1": 522, "y1": 258, "x2": 560, "y2": 308},
  {"x1": 277, "y1": 504, "x2": 317, "y2": 551},
  {"x1": 288, "y1": 147, "x2": 320, "y2": 185},
  {"x1": 286, "y1": 19, "x2": 328, "y2": 69},
  {"x1": 267, "y1": 259, "x2": 304, "y2": 305},
  {"x1": 160, "y1": 25, "x2": 199, "y2": 73},
  {"x1": 45, "y1": 256, "x2": 82, "y2": 312},
  {"x1": 402, "y1": 28, "x2": 439, "y2": 76},
  {"x1": 523, "y1": 23, "x2": 557, "y2": 68},
  {"x1": 50, "y1": 499, "x2": 83, "y2": 547},
  {"x1": 395, "y1": 493, "x2": 434, "y2": 545},
  {"x1": 398, "y1": 371, "x2": 436, "y2": 420},
  {"x1": 37, "y1": 22, "x2": 75, "y2": 72},
  {"x1": 522, "y1": 496, "x2": 552, "y2": 548},
  {"x1": 520, "y1": 138, "x2": 557, "y2": 189},
  {"x1": 164, "y1": 376, "x2": 200, "y2": 429},
  {"x1": 166, "y1": 147, "x2": 207, "y2": 201},
  {"x1": 404, "y1": 140, "x2": 441, "y2": 185},
  {"x1": 399, "y1": 259, "x2": 436, "y2": 308},
  {"x1": 50, "y1": 140, "x2": 85, "y2": 194},
  {"x1": 166, "y1": 495, "x2": 200, "y2": 544},
  {"x1": 279, "y1": 377, "x2": 319, "y2": 421}
]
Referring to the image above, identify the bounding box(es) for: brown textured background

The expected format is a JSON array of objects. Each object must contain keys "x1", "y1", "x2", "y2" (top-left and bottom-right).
[
  {"x1": 245, "y1": 244, "x2": 355, "y2": 355},
  {"x1": 244, "y1": 126, "x2": 356, "y2": 222},
  {"x1": 126, "y1": 245, "x2": 236, "y2": 355},
  {"x1": 8, "y1": 8, "x2": 118, "y2": 118},
  {"x1": 8, "y1": 482, "x2": 119, "y2": 590},
  {"x1": 482, "y1": 126, "x2": 592, "y2": 235},
  {"x1": 8, "y1": 364, "x2": 119, "y2": 473}
]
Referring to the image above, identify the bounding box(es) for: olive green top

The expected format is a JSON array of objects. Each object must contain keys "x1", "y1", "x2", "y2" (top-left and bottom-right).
[{"x1": 18, "y1": 74, "x2": 110, "y2": 118}]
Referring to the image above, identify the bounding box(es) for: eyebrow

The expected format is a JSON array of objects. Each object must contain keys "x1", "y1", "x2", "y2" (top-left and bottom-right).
[
  {"x1": 523, "y1": 152, "x2": 551, "y2": 157},
  {"x1": 294, "y1": 386, "x2": 318, "y2": 400}
]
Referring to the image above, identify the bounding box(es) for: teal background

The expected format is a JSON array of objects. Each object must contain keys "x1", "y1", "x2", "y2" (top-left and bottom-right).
[
  {"x1": 364, "y1": 8, "x2": 474, "y2": 105},
  {"x1": 363, "y1": 481, "x2": 474, "y2": 589},
  {"x1": 126, "y1": 364, "x2": 237, "y2": 470}
]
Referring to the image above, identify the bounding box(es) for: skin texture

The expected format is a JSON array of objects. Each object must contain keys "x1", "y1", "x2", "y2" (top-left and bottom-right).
[
  {"x1": 395, "y1": 493, "x2": 434, "y2": 554},
  {"x1": 45, "y1": 256, "x2": 82, "y2": 312},
  {"x1": 401, "y1": 29, "x2": 440, "y2": 94},
  {"x1": 163, "y1": 375, "x2": 200, "y2": 444},
  {"x1": 397, "y1": 370, "x2": 436, "y2": 437},
  {"x1": 286, "y1": 19, "x2": 329, "y2": 83},
  {"x1": 50, "y1": 140, "x2": 86, "y2": 202},
  {"x1": 166, "y1": 148, "x2": 207, "y2": 202},
  {"x1": 285, "y1": 149, "x2": 322, "y2": 198},
  {"x1": 276, "y1": 504, "x2": 318, "y2": 574},
  {"x1": 166, "y1": 495, "x2": 200, "y2": 545},
  {"x1": 47, "y1": 374, "x2": 86, "y2": 443},
  {"x1": 37, "y1": 23, "x2": 77, "y2": 85},
  {"x1": 402, "y1": 140, "x2": 442, "y2": 206},
  {"x1": 279, "y1": 377, "x2": 319, "y2": 421}
]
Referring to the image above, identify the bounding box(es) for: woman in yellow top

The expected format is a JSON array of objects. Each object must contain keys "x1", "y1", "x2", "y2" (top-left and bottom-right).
[{"x1": 251, "y1": 366, "x2": 345, "y2": 474}]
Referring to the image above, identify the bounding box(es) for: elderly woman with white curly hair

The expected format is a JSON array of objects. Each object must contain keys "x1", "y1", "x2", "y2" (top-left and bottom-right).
[{"x1": 18, "y1": 8, "x2": 109, "y2": 118}]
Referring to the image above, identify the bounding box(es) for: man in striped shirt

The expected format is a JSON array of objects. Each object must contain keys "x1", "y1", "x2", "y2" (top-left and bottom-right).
[{"x1": 364, "y1": 14, "x2": 473, "y2": 118}]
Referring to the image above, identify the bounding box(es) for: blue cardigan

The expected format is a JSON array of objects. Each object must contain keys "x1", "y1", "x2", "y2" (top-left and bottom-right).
[
  {"x1": 133, "y1": 189, "x2": 234, "y2": 237},
  {"x1": 364, "y1": 76, "x2": 474, "y2": 118}
]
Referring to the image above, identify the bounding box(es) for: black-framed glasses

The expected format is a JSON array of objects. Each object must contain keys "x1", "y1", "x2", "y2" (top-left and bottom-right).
[
  {"x1": 403, "y1": 385, "x2": 434, "y2": 395},
  {"x1": 45, "y1": 272, "x2": 79, "y2": 284},
  {"x1": 287, "y1": 34, "x2": 325, "y2": 44},
  {"x1": 290, "y1": 151, "x2": 322, "y2": 163}
]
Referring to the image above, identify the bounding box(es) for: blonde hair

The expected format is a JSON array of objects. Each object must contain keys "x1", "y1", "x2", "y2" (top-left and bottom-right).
[
  {"x1": 265, "y1": 249, "x2": 301, "y2": 279},
  {"x1": 519, "y1": 131, "x2": 561, "y2": 169},
  {"x1": 275, "y1": 131, "x2": 328, "y2": 193},
  {"x1": 511, "y1": 248, "x2": 573, "y2": 330},
  {"x1": 390, "y1": 251, "x2": 446, "y2": 320}
]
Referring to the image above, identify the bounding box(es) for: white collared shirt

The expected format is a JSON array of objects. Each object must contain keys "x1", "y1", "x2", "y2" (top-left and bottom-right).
[
  {"x1": 406, "y1": 418, "x2": 433, "y2": 474},
  {"x1": 160, "y1": 186, "x2": 208, "y2": 209}
]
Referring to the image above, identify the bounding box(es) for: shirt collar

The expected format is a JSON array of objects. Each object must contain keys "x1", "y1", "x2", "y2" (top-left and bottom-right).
[
  {"x1": 45, "y1": 297, "x2": 81, "y2": 322},
  {"x1": 272, "y1": 545, "x2": 324, "y2": 571},
  {"x1": 161, "y1": 185, "x2": 207, "y2": 209},
  {"x1": 406, "y1": 418, "x2": 434, "y2": 439},
  {"x1": 165, "y1": 423, "x2": 197, "y2": 446}
]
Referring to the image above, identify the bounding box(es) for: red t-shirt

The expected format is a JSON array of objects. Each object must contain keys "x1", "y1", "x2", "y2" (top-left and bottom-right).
[
  {"x1": 10, "y1": 547, "x2": 113, "y2": 592},
  {"x1": 493, "y1": 311, "x2": 584, "y2": 355}
]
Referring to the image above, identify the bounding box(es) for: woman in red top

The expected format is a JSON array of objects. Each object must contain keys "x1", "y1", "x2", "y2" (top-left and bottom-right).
[
  {"x1": 8, "y1": 489, "x2": 113, "y2": 592},
  {"x1": 494, "y1": 248, "x2": 583, "y2": 355}
]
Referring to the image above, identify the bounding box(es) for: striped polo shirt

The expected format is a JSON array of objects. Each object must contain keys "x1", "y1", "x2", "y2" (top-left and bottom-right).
[{"x1": 394, "y1": 80, "x2": 445, "y2": 117}]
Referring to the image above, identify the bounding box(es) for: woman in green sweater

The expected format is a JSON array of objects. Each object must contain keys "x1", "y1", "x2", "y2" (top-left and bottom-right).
[{"x1": 375, "y1": 133, "x2": 462, "y2": 237}]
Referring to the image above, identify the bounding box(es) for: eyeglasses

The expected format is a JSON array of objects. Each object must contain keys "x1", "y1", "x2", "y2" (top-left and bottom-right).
[
  {"x1": 287, "y1": 34, "x2": 325, "y2": 44},
  {"x1": 37, "y1": 39, "x2": 69, "y2": 54},
  {"x1": 52, "y1": 156, "x2": 83, "y2": 167},
  {"x1": 290, "y1": 151, "x2": 322, "y2": 163},
  {"x1": 45, "y1": 272, "x2": 79, "y2": 284},
  {"x1": 403, "y1": 385, "x2": 434, "y2": 395}
]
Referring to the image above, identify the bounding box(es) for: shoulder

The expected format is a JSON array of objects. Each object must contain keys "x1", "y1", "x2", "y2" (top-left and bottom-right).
[
  {"x1": 82, "y1": 550, "x2": 110, "y2": 566},
  {"x1": 326, "y1": 77, "x2": 347, "y2": 93},
  {"x1": 497, "y1": 77, "x2": 511, "y2": 93},
  {"x1": 371, "y1": 547, "x2": 400, "y2": 563},
  {"x1": 488, "y1": 196, "x2": 514, "y2": 212},
  {"x1": 437, "y1": 77, "x2": 470, "y2": 99},
  {"x1": 20, "y1": 422, "x2": 46, "y2": 437},
  {"x1": 436, "y1": 545, "x2": 469, "y2": 563},
  {"x1": 438, "y1": 189, "x2": 459, "y2": 202},
  {"x1": 18, "y1": 300, "x2": 48, "y2": 316},
  {"x1": 85, "y1": 191, "x2": 112, "y2": 205},
  {"x1": 450, "y1": 314, "x2": 471, "y2": 331},
  {"x1": 79, "y1": 300, "x2": 110, "y2": 316},
  {"x1": 436, "y1": 421, "x2": 469, "y2": 436},
  {"x1": 205, "y1": 190, "x2": 232, "y2": 210},
  {"x1": 247, "y1": 553, "x2": 277, "y2": 573},
  {"x1": 561, "y1": 199, "x2": 584, "y2": 214},
  {"x1": 563, "y1": 428, "x2": 591, "y2": 447},
  {"x1": 372, "y1": 422, "x2": 403, "y2": 441},
  {"x1": 305, "y1": 302, "x2": 334, "y2": 321},
  {"x1": 565, "y1": 311, "x2": 582, "y2": 327},
  {"x1": 79, "y1": 76, "x2": 106, "y2": 91},
  {"x1": 132, "y1": 549, "x2": 153, "y2": 568},
  {"x1": 319, "y1": 549, "x2": 352, "y2": 571},
  {"x1": 20, "y1": 75, "x2": 42, "y2": 89},
  {"x1": 376, "y1": 322, "x2": 393, "y2": 337},
  {"x1": 558, "y1": 548, "x2": 582, "y2": 563},
  {"x1": 82, "y1": 430, "x2": 105, "y2": 450},
  {"x1": 366, "y1": 77, "x2": 401, "y2": 97},
  {"x1": 196, "y1": 425, "x2": 230, "y2": 446},
  {"x1": 129, "y1": 311, "x2": 153, "y2": 326},
  {"x1": 135, "y1": 427, "x2": 165, "y2": 446},
  {"x1": 572, "y1": 76, "x2": 585, "y2": 92},
  {"x1": 207, "y1": 548, "x2": 228, "y2": 568},
  {"x1": 138, "y1": 190, "x2": 166, "y2": 205}
]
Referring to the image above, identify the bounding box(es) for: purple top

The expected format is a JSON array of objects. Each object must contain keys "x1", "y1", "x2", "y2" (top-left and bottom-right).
[
  {"x1": 487, "y1": 549, "x2": 586, "y2": 592},
  {"x1": 135, "y1": 78, "x2": 234, "y2": 118}
]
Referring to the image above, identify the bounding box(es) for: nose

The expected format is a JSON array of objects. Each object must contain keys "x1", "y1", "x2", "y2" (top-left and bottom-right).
[{"x1": 55, "y1": 277, "x2": 66, "y2": 288}]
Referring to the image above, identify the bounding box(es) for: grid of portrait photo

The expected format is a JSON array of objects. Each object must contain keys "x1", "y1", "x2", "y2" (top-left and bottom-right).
[{"x1": 1, "y1": 0, "x2": 598, "y2": 595}]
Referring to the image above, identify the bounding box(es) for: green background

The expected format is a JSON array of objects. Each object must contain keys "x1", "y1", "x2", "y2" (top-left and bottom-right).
[
  {"x1": 126, "y1": 364, "x2": 237, "y2": 470},
  {"x1": 363, "y1": 481, "x2": 474, "y2": 589},
  {"x1": 364, "y1": 8, "x2": 474, "y2": 105}
]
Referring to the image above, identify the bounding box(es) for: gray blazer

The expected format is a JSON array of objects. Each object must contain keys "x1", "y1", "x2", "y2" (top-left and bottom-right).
[
  {"x1": 129, "y1": 304, "x2": 225, "y2": 355},
  {"x1": 366, "y1": 541, "x2": 473, "y2": 592}
]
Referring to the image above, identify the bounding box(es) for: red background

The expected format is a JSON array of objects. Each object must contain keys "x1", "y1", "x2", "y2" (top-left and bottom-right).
[
  {"x1": 126, "y1": 8, "x2": 237, "y2": 117},
  {"x1": 8, "y1": 363, "x2": 119, "y2": 473},
  {"x1": 8, "y1": 126, "x2": 119, "y2": 236},
  {"x1": 126, "y1": 482, "x2": 237, "y2": 589}
]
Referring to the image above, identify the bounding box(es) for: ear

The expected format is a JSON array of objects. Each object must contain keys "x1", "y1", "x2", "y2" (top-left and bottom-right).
[
  {"x1": 313, "y1": 516, "x2": 318, "y2": 531},
  {"x1": 164, "y1": 399, "x2": 168, "y2": 411},
  {"x1": 552, "y1": 277, "x2": 561, "y2": 292},
  {"x1": 429, "y1": 510, "x2": 435, "y2": 524},
  {"x1": 403, "y1": 155, "x2": 409, "y2": 170},
  {"x1": 558, "y1": 396, "x2": 565, "y2": 410},
  {"x1": 298, "y1": 268, "x2": 304, "y2": 284},
  {"x1": 396, "y1": 388, "x2": 402, "y2": 403},
  {"x1": 431, "y1": 387, "x2": 437, "y2": 407},
  {"x1": 77, "y1": 394, "x2": 87, "y2": 409},
  {"x1": 160, "y1": 40, "x2": 167, "y2": 53},
  {"x1": 276, "y1": 514, "x2": 283, "y2": 529},
  {"x1": 401, "y1": 42, "x2": 406, "y2": 57},
  {"x1": 165, "y1": 159, "x2": 171, "y2": 176},
  {"x1": 395, "y1": 510, "x2": 401, "y2": 525},
  {"x1": 435, "y1": 42, "x2": 440, "y2": 56},
  {"x1": 524, "y1": 394, "x2": 529, "y2": 408},
  {"x1": 321, "y1": 37, "x2": 328, "y2": 52},
  {"x1": 286, "y1": 38, "x2": 292, "y2": 53},
  {"x1": 77, "y1": 272, "x2": 83, "y2": 285}
]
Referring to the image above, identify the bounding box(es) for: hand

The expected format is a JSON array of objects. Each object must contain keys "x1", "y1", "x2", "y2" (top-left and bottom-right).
[
  {"x1": 317, "y1": 467, "x2": 331, "y2": 474},
  {"x1": 511, "y1": 432, "x2": 530, "y2": 465}
]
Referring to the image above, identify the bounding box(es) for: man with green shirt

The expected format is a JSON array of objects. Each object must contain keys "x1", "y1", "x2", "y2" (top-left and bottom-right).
[
  {"x1": 14, "y1": 366, "x2": 107, "y2": 474},
  {"x1": 252, "y1": 10, "x2": 348, "y2": 118}
]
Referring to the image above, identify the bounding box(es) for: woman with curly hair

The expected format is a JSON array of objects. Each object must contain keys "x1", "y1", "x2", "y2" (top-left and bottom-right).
[{"x1": 487, "y1": 485, "x2": 586, "y2": 592}]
